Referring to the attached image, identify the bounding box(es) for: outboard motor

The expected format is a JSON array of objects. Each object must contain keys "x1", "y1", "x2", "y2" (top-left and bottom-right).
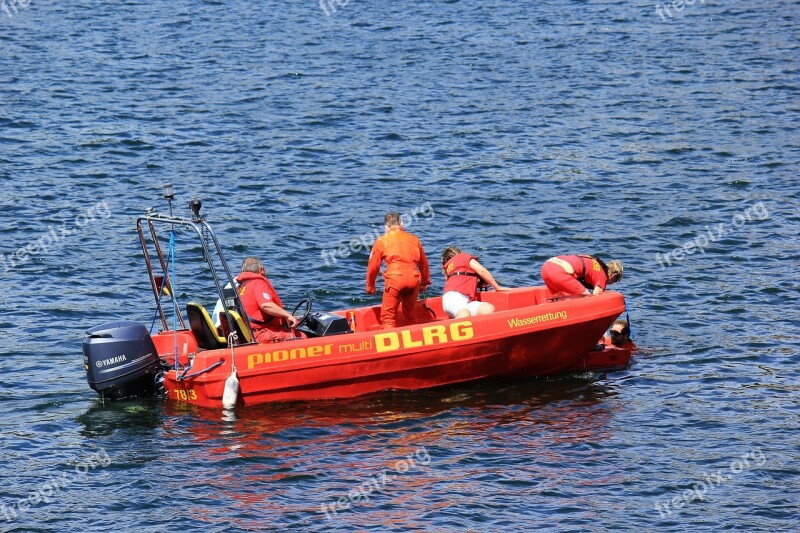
[{"x1": 82, "y1": 321, "x2": 163, "y2": 400}]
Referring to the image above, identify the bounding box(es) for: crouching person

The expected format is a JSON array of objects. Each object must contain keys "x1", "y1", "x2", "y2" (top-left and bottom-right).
[{"x1": 441, "y1": 246, "x2": 508, "y2": 319}]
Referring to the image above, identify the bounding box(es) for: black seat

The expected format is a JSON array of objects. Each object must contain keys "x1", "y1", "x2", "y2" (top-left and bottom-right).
[
  {"x1": 222, "y1": 286, "x2": 239, "y2": 310},
  {"x1": 186, "y1": 302, "x2": 227, "y2": 350}
]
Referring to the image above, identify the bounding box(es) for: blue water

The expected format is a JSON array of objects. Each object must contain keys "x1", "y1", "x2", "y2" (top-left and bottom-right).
[{"x1": 1, "y1": 0, "x2": 799, "y2": 531}]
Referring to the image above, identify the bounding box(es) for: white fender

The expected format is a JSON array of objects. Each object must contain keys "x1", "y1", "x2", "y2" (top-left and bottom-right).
[{"x1": 221, "y1": 364, "x2": 239, "y2": 409}]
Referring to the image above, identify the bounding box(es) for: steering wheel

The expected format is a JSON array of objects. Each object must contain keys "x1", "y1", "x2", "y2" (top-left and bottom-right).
[{"x1": 289, "y1": 298, "x2": 313, "y2": 328}]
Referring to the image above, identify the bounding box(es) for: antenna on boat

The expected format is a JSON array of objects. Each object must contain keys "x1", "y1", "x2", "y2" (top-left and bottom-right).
[
  {"x1": 189, "y1": 198, "x2": 202, "y2": 221},
  {"x1": 190, "y1": 198, "x2": 210, "y2": 263}
]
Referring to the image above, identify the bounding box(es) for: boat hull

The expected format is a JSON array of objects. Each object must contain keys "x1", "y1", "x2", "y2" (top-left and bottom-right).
[{"x1": 158, "y1": 287, "x2": 631, "y2": 408}]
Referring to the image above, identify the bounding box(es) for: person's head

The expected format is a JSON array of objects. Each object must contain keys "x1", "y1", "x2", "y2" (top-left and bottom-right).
[
  {"x1": 606, "y1": 260, "x2": 623, "y2": 284},
  {"x1": 609, "y1": 319, "x2": 630, "y2": 347},
  {"x1": 441, "y1": 246, "x2": 461, "y2": 266},
  {"x1": 384, "y1": 212, "x2": 402, "y2": 229},
  {"x1": 241, "y1": 256, "x2": 266, "y2": 276}
]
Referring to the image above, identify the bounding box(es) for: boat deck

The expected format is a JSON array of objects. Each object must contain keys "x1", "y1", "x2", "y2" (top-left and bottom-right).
[{"x1": 336, "y1": 286, "x2": 560, "y2": 332}]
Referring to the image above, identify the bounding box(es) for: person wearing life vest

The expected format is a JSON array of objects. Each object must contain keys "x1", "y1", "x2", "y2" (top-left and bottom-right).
[
  {"x1": 441, "y1": 246, "x2": 509, "y2": 318},
  {"x1": 366, "y1": 213, "x2": 431, "y2": 329},
  {"x1": 541, "y1": 255, "x2": 623, "y2": 298},
  {"x1": 603, "y1": 319, "x2": 636, "y2": 350},
  {"x1": 235, "y1": 257, "x2": 302, "y2": 343}
]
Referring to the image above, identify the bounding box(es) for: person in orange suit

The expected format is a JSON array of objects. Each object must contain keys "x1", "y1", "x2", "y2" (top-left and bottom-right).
[{"x1": 366, "y1": 213, "x2": 431, "y2": 328}]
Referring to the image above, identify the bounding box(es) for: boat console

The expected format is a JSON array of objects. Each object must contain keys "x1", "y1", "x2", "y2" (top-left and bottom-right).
[{"x1": 295, "y1": 311, "x2": 353, "y2": 338}]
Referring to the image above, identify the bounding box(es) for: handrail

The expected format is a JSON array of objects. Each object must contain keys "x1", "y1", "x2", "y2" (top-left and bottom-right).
[
  {"x1": 136, "y1": 210, "x2": 255, "y2": 346},
  {"x1": 137, "y1": 219, "x2": 169, "y2": 331}
]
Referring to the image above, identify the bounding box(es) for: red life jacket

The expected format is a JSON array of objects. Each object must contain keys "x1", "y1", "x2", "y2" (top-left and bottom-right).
[
  {"x1": 572, "y1": 255, "x2": 609, "y2": 291},
  {"x1": 235, "y1": 272, "x2": 285, "y2": 331},
  {"x1": 443, "y1": 253, "x2": 480, "y2": 300}
]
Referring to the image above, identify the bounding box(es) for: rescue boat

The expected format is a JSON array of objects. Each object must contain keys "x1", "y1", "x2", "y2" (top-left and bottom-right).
[{"x1": 81, "y1": 193, "x2": 633, "y2": 409}]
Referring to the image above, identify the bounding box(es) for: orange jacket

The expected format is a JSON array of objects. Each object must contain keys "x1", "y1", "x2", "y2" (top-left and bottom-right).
[
  {"x1": 366, "y1": 227, "x2": 431, "y2": 291},
  {"x1": 603, "y1": 336, "x2": 636, "y2": 350}
]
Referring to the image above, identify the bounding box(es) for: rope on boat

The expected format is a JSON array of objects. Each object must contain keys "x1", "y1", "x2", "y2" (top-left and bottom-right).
[
  {"x1": 169, "y1": 231, "x2": 179, "y2": 369},
  {"x1": 626, "y1": 309, "x2": 634, "y2": 339},
  {"x1": 176, "y1": 358, "x2": 225, "y2": 381},
  {"x1": 149, "y1": 236, "x2": 175, "y2": 334},
  {"x1": 221, "y1": 332, "x2": 240, "y2": 409},
  {"x1": 228, "y1": 332, "x2": 238, "y2": 375}
]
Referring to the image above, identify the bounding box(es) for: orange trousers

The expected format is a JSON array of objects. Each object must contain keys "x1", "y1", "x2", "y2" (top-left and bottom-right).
[
  {"x1": 254, "y1": 327, "x2": 305, "y2": 343},
  {"x1": 380, "y1": 272, "x2": 420, "y2": 328}
]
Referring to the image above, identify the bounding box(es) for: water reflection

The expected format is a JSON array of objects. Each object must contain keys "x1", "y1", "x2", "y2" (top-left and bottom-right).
[
  {"x1": 129, "y1": 377, "x2": 627, "y2": 529},
  {"x1": 76, "y1": 399, "x2": 167, "y2": 438}
]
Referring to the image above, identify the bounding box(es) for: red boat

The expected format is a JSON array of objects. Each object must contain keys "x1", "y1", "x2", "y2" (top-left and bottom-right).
[{"x1": 82, "y1": 194, "x2": 633, "y2": 409}]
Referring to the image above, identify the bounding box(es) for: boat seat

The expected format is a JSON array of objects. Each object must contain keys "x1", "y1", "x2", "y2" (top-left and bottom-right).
[
  {"x1": 186, "y1": 302, "x2": 227, "y2": 350},
  {"x1": 219, "y1": 309, "x2": 254, "y2": 344}
]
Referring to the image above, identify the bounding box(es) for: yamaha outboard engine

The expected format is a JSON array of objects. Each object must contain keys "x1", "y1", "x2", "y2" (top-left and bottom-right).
[{"x1": 82, "y1": 321, "x2": 163, "y2": 400}]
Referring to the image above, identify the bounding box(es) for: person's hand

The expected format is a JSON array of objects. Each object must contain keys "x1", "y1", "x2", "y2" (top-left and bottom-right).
[
  {"x1": 496, "y1": 286, "x2": 511, "y2": 292},
  {"x1": 366, "y1": 286, "x2": 377, "y2": 295},
  {"x1": 286, "y1": 315, "x2": 299, "y2": 329}
]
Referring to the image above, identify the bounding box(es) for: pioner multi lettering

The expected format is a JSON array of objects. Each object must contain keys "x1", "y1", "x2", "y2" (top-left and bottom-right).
[
  {"x1": 247, "y1": 344, "x2": 333, "y2": 369},
  {"x1": 246, "y1": 322, "x2": 476, "y2": 369}
]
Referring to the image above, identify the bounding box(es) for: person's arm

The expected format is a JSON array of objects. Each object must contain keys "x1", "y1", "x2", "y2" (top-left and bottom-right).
[
  {"x1": 366, "y1": 239, "x2": 384, "y2": 294},
  {"x1": 591, "y1": 270, "x2": 607, "y2": 295},
  {"x1": 418, "y1": 243, "x2": 431, "y2": 290},
  {"x1": 260, "y1": 301, "x2": 298, "y2": 328},
  {"x1": 469, "y1": 259, "x2": 509, "y2": 291}
]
